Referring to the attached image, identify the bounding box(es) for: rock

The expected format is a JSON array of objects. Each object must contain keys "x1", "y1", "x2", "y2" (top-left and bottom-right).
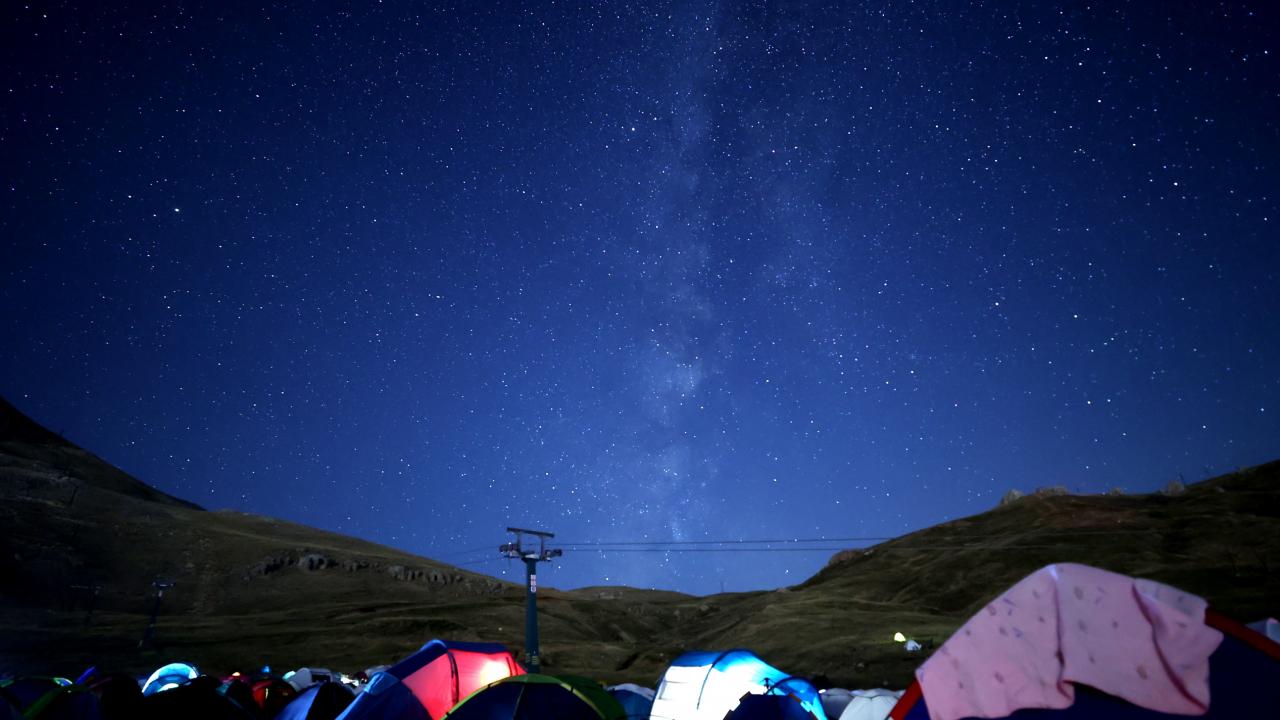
[
  {"x1": 998, "y1": 489, "x2": 1025, "y2": 506},
  {"x1": 1031, "y1": 485, "x2": 1069, "y2": 498},
  {"x1": 298, "y1": 553, "x2": 334, "y2": 571},
  {"x1": 247, "y1": 556, "x2": 288, "y2": 577},
  {"x1": 389, "y1": 565, "x2": 426, "y2": 581}
]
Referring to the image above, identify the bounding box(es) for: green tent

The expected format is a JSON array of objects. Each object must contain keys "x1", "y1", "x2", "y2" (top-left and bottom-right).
[{"x1": 442, "y1": 674, "x2": 625, "y2": 720}]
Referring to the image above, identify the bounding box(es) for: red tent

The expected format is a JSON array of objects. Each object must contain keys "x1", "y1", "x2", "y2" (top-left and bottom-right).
[{"x1": 341, "y1": 640, "x2": 524, "y2": 720}]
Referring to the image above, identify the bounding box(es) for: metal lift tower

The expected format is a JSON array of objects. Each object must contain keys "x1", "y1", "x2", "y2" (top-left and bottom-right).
[{"x1": 499, "y1": 527, "x2": 561, "y2": 672}]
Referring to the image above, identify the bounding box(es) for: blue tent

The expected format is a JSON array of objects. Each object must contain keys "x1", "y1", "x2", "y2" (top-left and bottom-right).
[
  {"x1": 278, "y1": 682, "x2": 355, "y2": 720},
  {"x1": 141, "y1": 662, "x2": 199, "y2": 696},
  {"x1": 606, "y1": 684, "x2": 654, "y2": 720},
  {"x1": 338, "y1": 640, "x2": 522, "y2": 720},
  {"x1": 650, "y1": 650, "x2": 826, "y2": 720},
  {"x1": 890, "y1": 611, "x2": 1280, "y2": 720}
]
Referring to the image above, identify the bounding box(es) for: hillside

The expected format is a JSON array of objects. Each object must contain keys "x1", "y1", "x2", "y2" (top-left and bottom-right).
[{"x1": 1, "y1": 395, "x2": 1277, "y2": 688}]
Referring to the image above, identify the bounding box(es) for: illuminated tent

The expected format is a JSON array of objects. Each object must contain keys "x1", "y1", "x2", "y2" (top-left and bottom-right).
[
  {"x1": 650, "y1": 650, "x2": 827, "y2": 720},
  {"x1": 252, "y1": 677, "x2": 298, "y2": 717},
  {"x1": 141, "y1": 662, "x2": 199, "y2": 696},
  {"x1": 441, "y1": 674, "x2": 625, "y2": 720},
  {"x1": 338, "y1": 640, "x2": 523, "y2": 720}
]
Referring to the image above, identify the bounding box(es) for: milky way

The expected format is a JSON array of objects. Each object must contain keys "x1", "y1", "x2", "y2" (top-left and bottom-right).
[{"x1": 2, "y1": 2, "x2": 1277, "y2": 594}]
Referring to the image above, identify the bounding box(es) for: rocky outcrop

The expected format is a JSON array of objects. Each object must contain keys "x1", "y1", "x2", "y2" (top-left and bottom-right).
[{"x1": 298, "y1": 553, "x2": 334, "y2": 571}]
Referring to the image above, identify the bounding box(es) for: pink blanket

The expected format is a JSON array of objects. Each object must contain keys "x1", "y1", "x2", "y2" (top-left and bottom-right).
[{"x1": 917, "y1": 563, "x2": 1223, "y2": 720}]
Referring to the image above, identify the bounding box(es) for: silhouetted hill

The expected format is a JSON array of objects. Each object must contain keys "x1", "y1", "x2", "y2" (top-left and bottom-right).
[
  {"x1": 1, "y1": 394, "x2": 1276, "y2": 688},
  {"x1": 0, "y1": 396, "x2": 201, "y2": 510}
]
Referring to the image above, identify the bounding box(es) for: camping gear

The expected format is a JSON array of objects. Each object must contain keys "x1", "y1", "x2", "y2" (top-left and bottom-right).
[
  {"x1": 0, "y1": 677, "x2": 101, "y2": 720},
  {"x1": 889, "y1": 564, "x2": 1280, "y2": 720},
  {"x1": 277, "y1": 683, "x2": 355, "y2": 720},
  {"x1": 338, "y1": 640, "x2": 523, "y2": 720},
  {"x1": 726, "y1": 694, "x2": 820, "y2": 720},
  {"x1": 142, "y1": 662, "x2": 199, "y2": 696},
  {"x1": 441, "y1": 674, "x2": 625, "y2": 720},
  {"x1": 650, "y1": 650, "x2": 827, "y2": 720},
  {"x1": 605, "y1": 683, "x2": 654, "y2": 720}
]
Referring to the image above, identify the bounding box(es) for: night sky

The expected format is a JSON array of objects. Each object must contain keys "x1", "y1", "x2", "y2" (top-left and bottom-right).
[{"x1": 3, "y1": 2, "x2": 1278, "y2": 595}]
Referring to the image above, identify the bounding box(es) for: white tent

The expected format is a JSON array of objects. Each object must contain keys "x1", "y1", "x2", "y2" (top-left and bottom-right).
[
  {"x1": 650, "y1": 650, "x2": 826, "y2": 720},
  {"x1": 838, "y1": 689, "x2": 903, "y2": 720},
  {"x1": 284, "y1": 667, "x2": 334, "y2": 691}
]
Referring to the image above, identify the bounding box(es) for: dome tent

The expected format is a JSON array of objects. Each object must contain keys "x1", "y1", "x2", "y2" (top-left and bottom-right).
[
  {"x1": 441, "y1": 674, "x2": 625, "y2": 720},
  {"x1": 141, "y1": 662, "x2": 199, "y2": 696},
  {"x1": 278, "y1": 682, "x2": 355, "y2": 720},
  {"x1": 605, "y1": 683, "x2": 655, "y2": 720},
  {"x1": 338, "y1": 640, "x2": 523, "y2": 720},
  {"x1": 837, "y1": 690, "x2": 901, "y2": 720},
  {"x1": 726, "y1": 694, "x2": 821, "y2": 720},
  {"x1": 650, "y1": 650, "x2": 826, "y2": 720}
]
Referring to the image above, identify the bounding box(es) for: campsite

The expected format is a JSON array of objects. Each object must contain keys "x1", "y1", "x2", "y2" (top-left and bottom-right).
[{"x1": 2, "y1": 395, "x2": 1278, "y2": 718}]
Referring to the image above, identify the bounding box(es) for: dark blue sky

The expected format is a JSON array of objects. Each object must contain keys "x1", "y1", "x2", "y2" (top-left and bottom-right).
[{"x1": 3, "y1": 2, "x2": 1277, "y2": 595}]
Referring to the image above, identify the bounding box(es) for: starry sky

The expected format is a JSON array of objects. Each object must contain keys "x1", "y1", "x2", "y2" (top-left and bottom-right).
[{"x1": 2, "y1": 2, "x2": 1278, "y2": 595}]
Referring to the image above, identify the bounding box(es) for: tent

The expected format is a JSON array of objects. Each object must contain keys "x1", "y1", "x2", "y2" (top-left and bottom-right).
[
  {"x1": 650, "y1": 650, "x2": 827, "y2": 720},
  {"x1": 83, "y1": 673, "x2": 145, "y2": 719},
  {"x1": 140, "y1": 677, "x2": 253, "y2": 720},
  {"x1": 285, "y1": 669, "x2": 336, "y2": 693},
  {"x1": 819, "y1": 689, "x2": 855, "y2": 719},
  {"x1": 338, "y1": 640, "x2": 523, "y2": 720},
  {"x1": 836, "y1": 690, "x2": 900, "y2": 720},
  {"x1": 605, "y1": 683, "x2": 654, "y2": 720},
  {"x1": 889, "y1": 564, "x2": 1280, "y2": 720},
  {"x1": 1250, "y1": 618, "x2": 1279, "y2": 644},
  {"x1": 0, "y1": 677, "x2": 101, "y2": 720},
  {"x1": 726, "y1": 694, "x2": 821, "y2": 720},
  {"x1": 278, "y1": 682, "x2": 355, "y2": 720},
  {"x1": 142, "y1": 662, "x2": 199, "y2": 696},
  {"x1": 252, "y1": 677, "x2": 298, "y2": 717},
  {"x1": 441, "y1": 674, "x2": 625, "y2": 720}
]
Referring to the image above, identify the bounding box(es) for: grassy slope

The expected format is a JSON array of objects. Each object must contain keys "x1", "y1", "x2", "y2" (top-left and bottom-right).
[{"x1": 2, "y1": 396, "x2": 1276, "y2": 687}]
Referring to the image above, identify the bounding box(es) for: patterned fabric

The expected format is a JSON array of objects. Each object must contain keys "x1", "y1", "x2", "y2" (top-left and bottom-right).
[{"x1": 917, "y1": 563, "x2": 1222, "y2": 720}]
